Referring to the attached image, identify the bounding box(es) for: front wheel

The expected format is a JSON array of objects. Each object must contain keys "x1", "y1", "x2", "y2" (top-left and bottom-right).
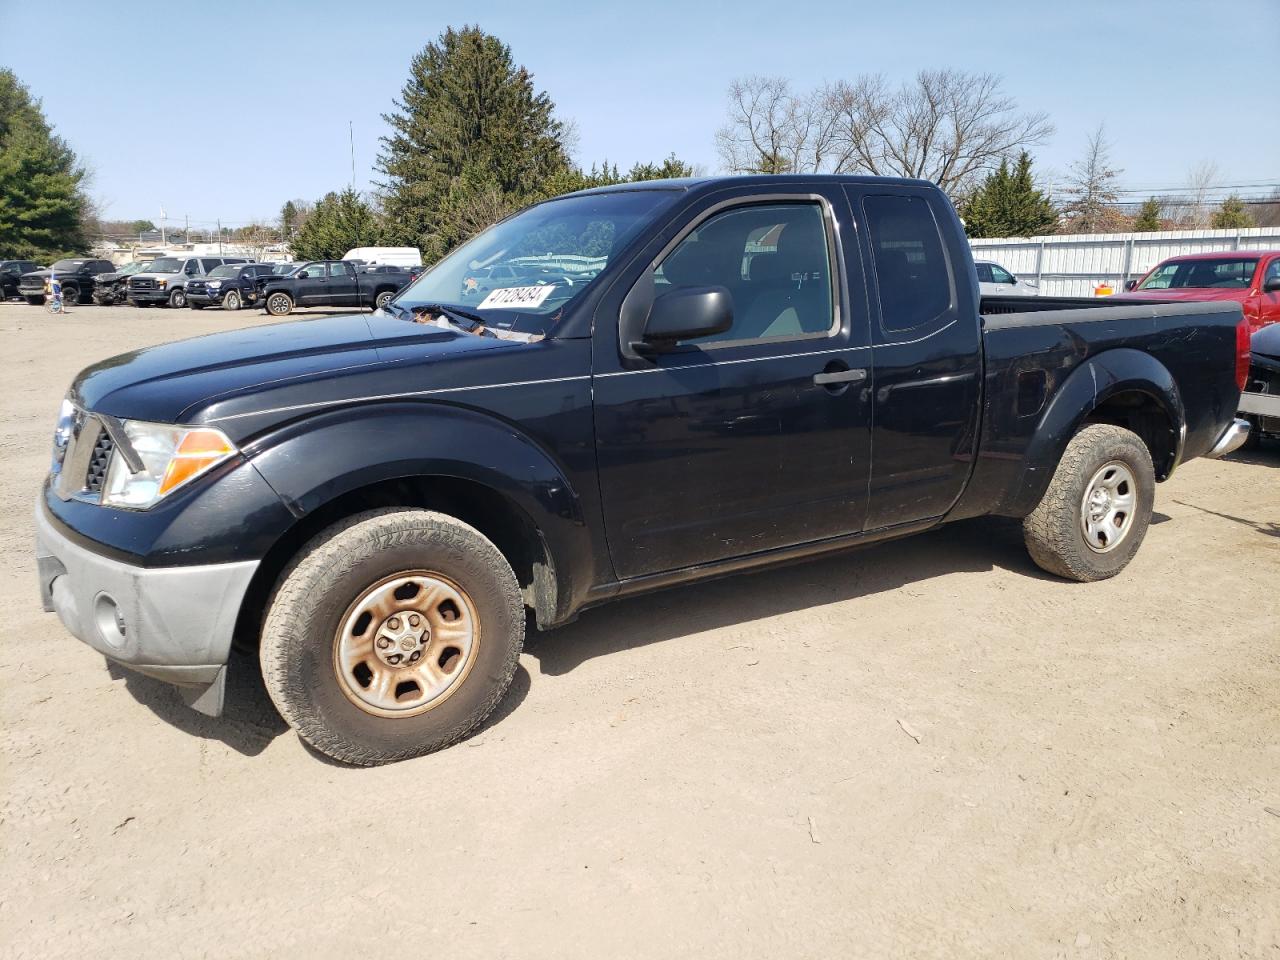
[
  {"x1": 265, "y1": 291, "x2": 293, "y2": 317},
  {"x1": 260, "y1": 509, "x2": 525, "y2": 765},
  {"x1": 223, "y1": 289, "x2": 241, "y2": 311},
  {"x1": 168, "y1": 288, "x2": 187, "y2": 309},
  {"x1": 1022, "y1": 424, "x2": 1155, "y2": 582}
]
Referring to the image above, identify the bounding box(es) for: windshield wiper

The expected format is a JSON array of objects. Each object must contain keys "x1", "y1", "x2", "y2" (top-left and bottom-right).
[{"x1": 412, "y1": 302, "x2": 487, "y2": 329}]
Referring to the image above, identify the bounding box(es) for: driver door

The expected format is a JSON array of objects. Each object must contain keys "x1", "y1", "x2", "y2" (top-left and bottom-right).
[{"x1": 592, "y1": 188, "x2": 873, "y2": 580}]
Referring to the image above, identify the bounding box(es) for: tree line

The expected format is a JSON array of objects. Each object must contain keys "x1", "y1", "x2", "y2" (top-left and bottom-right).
[{"x1": 2, "y1": 40, "x2": 1275, "y2": 264}]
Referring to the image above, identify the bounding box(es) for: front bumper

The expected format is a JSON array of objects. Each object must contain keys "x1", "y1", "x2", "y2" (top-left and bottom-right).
[
  {"x1": 186, "y1": 291, "x2": 224, "y2": 306},
  {"x1": 1203, "y1": 418, "x2": 1251, "y2": 459},
  {"x1": 128, "y1": 289, "x2": 171, "y2": 303},
  {"x1": 34, "y1": 501, "x2": 258, "y2": 715}
]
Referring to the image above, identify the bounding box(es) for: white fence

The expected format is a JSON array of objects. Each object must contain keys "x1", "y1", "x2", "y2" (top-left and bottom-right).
[{"x1": 970, "y1": 227, "x2": 1280, "y2": 297}]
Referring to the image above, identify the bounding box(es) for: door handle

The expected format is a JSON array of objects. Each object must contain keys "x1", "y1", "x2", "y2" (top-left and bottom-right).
[{"x1": 813, "y1": 367, "x2": 867, "y2": 386}]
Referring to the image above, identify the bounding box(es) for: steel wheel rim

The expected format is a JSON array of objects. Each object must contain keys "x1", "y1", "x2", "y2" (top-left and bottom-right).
[
  {"x1": 1080, "y1": 460, "x2": 1137, "y2": 553},
  {"x1": 269, "y1": 294, "x2": 288, "y2": 314},
  {"x1": 172, "y1": 291, "x2": 185, "y2": 307},
  {"x1": 225, "y1": 291, "x2": 239, "y2": 309},
  {"x1": 333, "y1": 571, "x2": 480, "y2": 718}
]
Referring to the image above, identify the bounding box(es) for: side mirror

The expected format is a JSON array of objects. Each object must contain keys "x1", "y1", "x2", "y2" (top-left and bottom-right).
[
  {"x1": 298, "y1": 270, "x2": 311, "y2": 279},
  {"x1": 1124, "y1": 279, "x2": 1138, "y2": 292},
  {"x1": 636, "y1": 285, "x2": 733, "y2": 353},
  {"x1": 1265, "y1": 276, "x2": 1280, "y2": 293}
]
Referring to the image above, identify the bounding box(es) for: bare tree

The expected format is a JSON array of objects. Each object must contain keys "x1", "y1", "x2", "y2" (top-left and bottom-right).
[
  {"x1": 716, "y1": 70, "x2": 1051, "y2": 196},
  {"x1": 1176, "y1": 159, "x2": 1222, "y2": 228},
  {"x1": 715, "y1": 77, "x2": 840, "y2": 174},
  {"x1": 1060, "y1": 125, "x2": 1126, "y2": 234}
]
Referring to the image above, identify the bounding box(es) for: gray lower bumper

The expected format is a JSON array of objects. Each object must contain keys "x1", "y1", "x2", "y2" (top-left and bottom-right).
[
  {"x1": 1203, "y1": 418, "x2": 1251, "y2": 459},
  {"x1": 1239, "y1": 391, "x2": 1280, "y2": 419},
  {"x1": 34, "y1": 502, "x2": 258, "y2": 716}
]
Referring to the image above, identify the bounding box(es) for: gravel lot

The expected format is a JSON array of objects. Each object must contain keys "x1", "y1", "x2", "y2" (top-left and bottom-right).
[{"x1": 2, "y1": 301, "x2": 1278, "y2": 959}]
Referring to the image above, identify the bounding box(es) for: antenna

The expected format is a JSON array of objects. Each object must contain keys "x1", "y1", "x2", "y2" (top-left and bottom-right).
[{"x1": 349, "y1": 120, "x2": 356, "y2": 190}]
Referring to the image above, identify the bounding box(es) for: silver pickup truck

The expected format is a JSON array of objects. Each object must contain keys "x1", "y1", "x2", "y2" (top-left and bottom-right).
[{"x1": 127, "y1": 254, "x2": 252, "y2": 308}]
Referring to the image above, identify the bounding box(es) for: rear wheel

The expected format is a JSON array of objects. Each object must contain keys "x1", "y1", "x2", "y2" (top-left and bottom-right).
[
  {"x1": 265, "y1": 291, "x2": 293, "y2": 317},
  {"x1": 260, "y1": 509, "x2": 525, "y2": 765},
  {"x1": 223, "y1": 289, "x2": 241, "y2": 311},
  {"x1": 1023, "y1": 424, "x2": 1155, "y2": 582},
  {"x1": 374, "y1": 289, "x2": 394, "y2": 309}
]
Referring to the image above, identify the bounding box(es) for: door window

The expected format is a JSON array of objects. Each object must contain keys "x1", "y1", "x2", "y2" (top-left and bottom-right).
[
  {"x1": 975, "y1": 263, "x2": 994, "y2": 283},
  {"x1": 863, "y1": 194, "x2": 953, "y2": 333},
  {"x1": 330, "y1": 262, "x2": 355, "y2": 278},
  {"x1": 990, "y1": 264, "x2": 1016, "y2": 284},
  {"x1": 651, "y1": 202, "x2": 834, "y2": 343},
  {"x1": 1264, "y1": 259, "x2": 1280, "y2": 286}
]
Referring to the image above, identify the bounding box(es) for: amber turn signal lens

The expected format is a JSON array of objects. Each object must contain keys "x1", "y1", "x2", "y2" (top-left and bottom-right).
[{"x1": 157, "y1": 428, "x2": 235, "y2": 496}]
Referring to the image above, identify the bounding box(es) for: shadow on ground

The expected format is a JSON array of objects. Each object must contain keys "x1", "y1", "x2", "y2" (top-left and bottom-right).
[
  {"x1": 526, "y1": 516, "x2": 1053, "y2": 677},
  {"x1": 109, "y1": 650, "x2": 287, "y2": 757}
]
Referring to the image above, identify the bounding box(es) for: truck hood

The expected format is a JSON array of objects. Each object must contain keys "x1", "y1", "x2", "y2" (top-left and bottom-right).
[
  {"x1": 129, "y1": 271, "x2": 184, "y2": 281},
  {"x1": 69, "y1": 312, "x2": 529, "y2": 432}
]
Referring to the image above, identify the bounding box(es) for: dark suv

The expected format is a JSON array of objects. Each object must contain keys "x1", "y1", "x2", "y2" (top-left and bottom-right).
[
  {"x1": 186, "y1": 262, "x2": 282, "y2": 311},
  {"x1": 1, "y1": 260, "x2": 43, "y2": 299}
]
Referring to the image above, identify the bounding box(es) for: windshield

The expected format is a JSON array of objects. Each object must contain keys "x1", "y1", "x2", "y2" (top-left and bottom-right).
[
  {"x1": 1138, "y1": 257, "x2": 1259, "y2": 290},
  {"x1": 273, "y1": 263, "x2": 296, "y2": 274},
  {"x1": 121, "y1": 261, "x2": 152, "y2": 276},
  {"x1": 393, "y1": 189, "x2": 679, "y2": 332},
  {"x1": 146, "y1": 257, "x2": 184, "y2": 273},
  {"x1": 207, "y1": 265, "x2": 239, "y2": 278},
  {"x1": 52, "y1": 259, "x2": 85, "y2": 271}
]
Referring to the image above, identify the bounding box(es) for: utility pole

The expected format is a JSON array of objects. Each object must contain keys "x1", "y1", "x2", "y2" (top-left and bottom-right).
[
  {"x1": 184, "y1": 214, "x2": 189, "y2": 245},
  {"x1": 349, "y1": 120, "x2": 356, "y2": 190},
  {"x1": 217, "y1": 219, "x2": 222, "y2": 254},
  {"x1": 159, "y1": 204, "x2": 167, "y2": 246}
]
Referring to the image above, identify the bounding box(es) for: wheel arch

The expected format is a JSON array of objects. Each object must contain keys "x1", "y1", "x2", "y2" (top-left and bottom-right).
[
  {"x1": 1008, "y1": 348, "x2": 1184, "y2": 517},
  {"x1": 232, "y1": 402, "x2": 594, "y2": 649}
]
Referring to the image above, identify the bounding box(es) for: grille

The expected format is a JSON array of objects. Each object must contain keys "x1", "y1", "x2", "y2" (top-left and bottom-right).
[
  {"x1": 86, "y1": 432, "x2": 115, "y2": 493},
  {"x1": 187, "y1": 281, "x2": 205, "y2": 293},
  {"x1": 131, "y1": 277, "x2": 155, "y2": 290}
]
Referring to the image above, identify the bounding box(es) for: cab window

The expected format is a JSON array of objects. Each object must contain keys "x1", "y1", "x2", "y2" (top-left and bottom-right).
[
  {"x1": 862, "y1": 194, "x2": 953, "y2": 333},
  {"x1": 991, "y1": 264, "x2": 1015, "y2": 284},
  {"x1": 651, "y1": 201, "x2": 835, "y2": 343}
]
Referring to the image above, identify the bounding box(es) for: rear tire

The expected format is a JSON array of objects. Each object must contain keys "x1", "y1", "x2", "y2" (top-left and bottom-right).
[
  {"x1": 375, "y1": 290, "x2": 394, "y2": 309},
  {"x1": 265, "y1": 291, "x2": 293, "y2": 317},
  {"x1": 1023, "y1": 424, "x2": 1155, "y2": 582},
  {"x1": 260, "y1": 509, "x2": 525, "y2": 766}
]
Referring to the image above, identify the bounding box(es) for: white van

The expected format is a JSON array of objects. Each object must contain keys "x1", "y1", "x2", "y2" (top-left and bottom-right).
[{"x1": 343, "y1": 246, "x2": 423, "y2": 268}]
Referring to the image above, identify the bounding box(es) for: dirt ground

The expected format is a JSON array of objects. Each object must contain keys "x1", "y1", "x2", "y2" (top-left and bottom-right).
[{"x1": 1, "y1": 301, "x2": 1277, "y2": 959}]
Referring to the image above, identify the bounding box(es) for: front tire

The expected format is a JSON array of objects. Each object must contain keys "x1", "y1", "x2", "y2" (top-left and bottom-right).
[
  {"x1": 265, "y1": 291, "x2": 293, "y2": 316},
  {"x1": 1022, "y1": 424, "x2": 1155, "y2": 582},
  {"x1": 168, "y1": 288, "x2": 187, "y2": 309},
  {"x1": 223, "y1": 289, "x2": 241, "y2": 311},
  {"x1": 260, "y1": 509, "x2": 525, "y2": 766}
]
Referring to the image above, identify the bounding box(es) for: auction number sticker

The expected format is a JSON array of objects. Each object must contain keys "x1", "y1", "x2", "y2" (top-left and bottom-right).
[{"x1": 478, "y1": 284, "x2": 556, "y2": 309}]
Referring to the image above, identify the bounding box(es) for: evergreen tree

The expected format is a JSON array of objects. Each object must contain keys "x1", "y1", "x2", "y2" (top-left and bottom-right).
[
  {"x1": 288, "y1": 189, "x2": 383, "y2": 261},
  {"x1": 1133, "y1": 198, "x2": 1163, "y2": 232},
  {"x1": 627, "y1": 153, "x2": 696, "y2": 182},
  {"x1": 377, "y1": 26, "x2": 570, "y2": 260},
  {"x1": 0, "y1": 69, "x2": 88, "y2": 259},
  {"x1": 959, "y1": 151, "x2": 1057, "y2": 238},
  {"x1": 1210, "y1": 195, "x2": 1253, "y2": 230}
]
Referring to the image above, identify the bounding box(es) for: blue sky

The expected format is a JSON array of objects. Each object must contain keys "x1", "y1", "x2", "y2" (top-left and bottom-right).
[{"x1": 3, "y1": 0, "x2": 1276, "y2": 229}]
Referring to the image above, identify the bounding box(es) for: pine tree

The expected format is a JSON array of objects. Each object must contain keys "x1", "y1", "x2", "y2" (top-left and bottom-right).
[
  {"x1": 1210, "y1": 195, "x2": 1253, "y2": 230},
  {"x1": 0, "y1": 69, "x2": 88, "y2": 260},
  {"x1": 959, "y1": 151, "x2": 1057, "y2": 238},
  {"x1": 377, "y1": 26, "x2": 570, "y2": 260},
  {"x1": 288, "y1": 189, "x2": 382, "y2": 261},
  {"x1": 1133, "y1": 198, "x2": 1163, "y2": 232}
]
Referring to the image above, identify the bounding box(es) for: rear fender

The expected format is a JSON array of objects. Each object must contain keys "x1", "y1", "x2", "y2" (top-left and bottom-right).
[{"x1": 1007, "y1": 348, "x2": 1184, "y2": 516}]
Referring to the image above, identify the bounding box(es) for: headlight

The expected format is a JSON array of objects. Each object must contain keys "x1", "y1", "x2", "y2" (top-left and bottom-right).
[
  {"x1": 207, "y1": 280, "x2": 222, "y2": 288},
  {"x1": 102, "y1": 420, "x2": 237, "y2": 508},
  {"x1": 157, "y1": 278, "x2": 168, "y2": 288}
]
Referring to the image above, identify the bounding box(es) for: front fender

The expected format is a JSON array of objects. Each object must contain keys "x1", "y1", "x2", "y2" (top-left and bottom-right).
[
  {"x1": 246, "y1": 401, "x2": 595, "y2": 620},
  {"x1": 1008, "y1": 348, "x2": 1184, "y2": 516}
]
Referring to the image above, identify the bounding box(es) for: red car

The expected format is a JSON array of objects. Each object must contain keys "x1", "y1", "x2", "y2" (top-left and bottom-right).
[{"x1": 1117, "y1": 250, "x2": 1280, "y2": 332}]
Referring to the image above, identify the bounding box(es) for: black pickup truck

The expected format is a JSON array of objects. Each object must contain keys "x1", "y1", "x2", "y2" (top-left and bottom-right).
[
  {"x1": 257, "y1": 260, "x2": 415, "y2": 316},
  {"x1": 18, "y1": 258, "x2": 116, "y2": 305},
  {"x1": 34, "y1": 175, "x2": 1251, "y2": 765}
]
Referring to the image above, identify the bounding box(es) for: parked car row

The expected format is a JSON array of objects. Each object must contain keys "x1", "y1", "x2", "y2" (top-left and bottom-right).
[{"x1": 4, "y1": 256, "x2": 419, "y2": 316}]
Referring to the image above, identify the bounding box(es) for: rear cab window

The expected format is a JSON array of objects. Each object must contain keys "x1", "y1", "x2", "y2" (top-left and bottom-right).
[{"x1": 860, "y1": 193, "x2": 954, "y2": 335}]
